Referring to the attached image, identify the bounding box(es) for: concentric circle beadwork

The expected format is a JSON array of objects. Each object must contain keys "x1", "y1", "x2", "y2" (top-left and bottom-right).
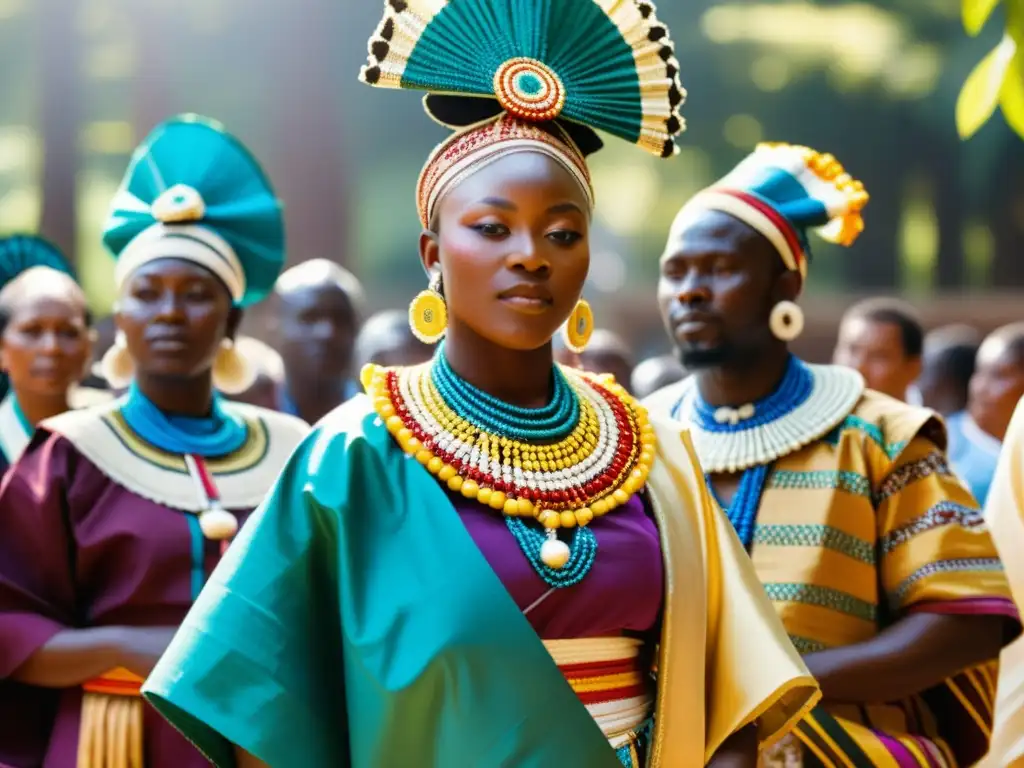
[
  {"x1": 493, "y1": 58, "x2": 566, "y2": 123},
  {"x1": 364, "y1": 360, "x2": 655, "y2": 528}
]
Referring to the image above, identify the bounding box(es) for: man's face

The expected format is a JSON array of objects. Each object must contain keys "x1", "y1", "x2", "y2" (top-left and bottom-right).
[
  {"x1": 277, "y1": 284, "x2": 358, "y2": 381},
  {"x1": 970, "y1": 338, "x2": 1024, "y2": 440},
  {"x1": 833, "y1": 317, "x2": 920, "y2": 401},
  {"x1": 657, "y1": 210, "x2": 780, "y2": 370}
]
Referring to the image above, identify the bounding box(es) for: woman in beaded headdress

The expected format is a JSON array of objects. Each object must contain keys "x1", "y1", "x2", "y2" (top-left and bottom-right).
[
  {"x1": 0, "y1": 115, "x2": 308, "y2": 768},
  {"x1": 0, "y1": 235, "x2": 93, "y2": 474},
  {"x1": 144, "y1": 3, "x2": 819, "y2": 766}
]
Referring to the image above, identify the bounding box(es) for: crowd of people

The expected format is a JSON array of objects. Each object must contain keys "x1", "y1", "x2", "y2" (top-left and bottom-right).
[{"x1": 1, "y1": 0, "x2": 1024, "y2": 766}]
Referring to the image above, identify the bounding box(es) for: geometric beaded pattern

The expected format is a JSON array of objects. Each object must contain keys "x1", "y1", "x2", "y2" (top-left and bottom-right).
[
  {"x1": 873, "y1": 452, "x2": 953, "y2": 505},
  {"x1": 764, "y1": 582, "x2": 877, "y2": 623},
  {"x1": 754, "y1": 524, "x2": 875, "y2": 566},
  {"x1": 880, "y1": 501, "x2": 986, "y2": 556},
  {"x1": 824, "y1": 414, "x2": 908, "y2": 460},
  {"x1": 415, "y1": 114, "x2": 593, "y2": 228},
  {"x1": 365, "y1": 362, "x2": 655, "y2": 530},
  {"x1": 768, "y1": 469, "x2": 871, "y2": 499},
  {"x1": 494, "y1": 58, "x2": 566, "y2": 123},
  {"x1": 788, "y1": 634, "x2": 828, "y2": 655},
  {"x1": 888, "y1": 557, "x2": 1004, "y2": 609}
]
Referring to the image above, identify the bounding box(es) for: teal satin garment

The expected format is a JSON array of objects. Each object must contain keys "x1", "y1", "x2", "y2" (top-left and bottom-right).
[{"x1": 144, "y1": 396, "x2": 621, "y2": 767}]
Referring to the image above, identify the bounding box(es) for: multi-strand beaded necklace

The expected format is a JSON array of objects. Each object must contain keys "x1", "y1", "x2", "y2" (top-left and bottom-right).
[{"x1": 364, "y1": 351, "x2": 656, "y2": 587}]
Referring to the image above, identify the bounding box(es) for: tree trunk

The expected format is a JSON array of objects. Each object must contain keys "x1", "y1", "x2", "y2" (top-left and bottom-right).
[
  {"x1": 263, "y1": 0, "x2": 348, "y2": 269},
  {"x1": 37, "y1": 0, "x2": 79, "y2": 264}
]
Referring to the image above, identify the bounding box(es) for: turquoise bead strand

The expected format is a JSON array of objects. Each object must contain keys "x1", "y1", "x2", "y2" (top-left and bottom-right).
[
  {"x1": 432, "y1": 345, "x2": 580, "y2": 442},
  {"x1": 506, "y1": 518, "x2": 597, "y2": 588}
]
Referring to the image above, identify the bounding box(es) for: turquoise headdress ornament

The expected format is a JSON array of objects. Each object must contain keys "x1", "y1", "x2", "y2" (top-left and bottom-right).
[
  {"x1": 0, "y1": 235, "x2": 75, "y2": 285},
  {"x1": 359, "y1": 0, "x2": 687, "y2": 227},
  {"x1": 674, "y1": 143, "x2": 870, "y2": 284},
  {"x1": 103, "y1": 114, "x2": 285, "y2": 307}
]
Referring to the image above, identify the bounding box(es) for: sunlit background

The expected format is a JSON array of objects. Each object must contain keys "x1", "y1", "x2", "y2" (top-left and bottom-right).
[{"x1": 1, "y1": 0, "x2": 1021, "y2": 358}]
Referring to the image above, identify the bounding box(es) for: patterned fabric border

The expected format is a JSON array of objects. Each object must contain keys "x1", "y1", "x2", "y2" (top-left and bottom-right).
[
  {"x1": 889, "y1": 558, "x2": 1004, "y2": 607},
  {"x1": 769, "y1": 469, "x2": 871, "y2": 498},
  {"x1": 788, "y1": 634, "x2": 828, "y2": 655},
  {"x1": 881, "y1": 501, "x2": 986, "y2": 555},
  {"x1": 765, "y1": 582, "x2": 877, "y2": 622},
  {"x1": 825, "y1": 415, "x2": 906, "y2": 459},
  {"x1": 875, "y1": 452, "x2": 953, "y2": 505},
  {"x1": 755, "y1": 524, "x2": 875, "y2": 565}
]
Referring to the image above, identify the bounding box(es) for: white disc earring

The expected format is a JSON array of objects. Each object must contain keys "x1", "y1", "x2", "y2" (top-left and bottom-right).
[{"x1": 769, "y1": 300, "x2": 804, "y2": 342}]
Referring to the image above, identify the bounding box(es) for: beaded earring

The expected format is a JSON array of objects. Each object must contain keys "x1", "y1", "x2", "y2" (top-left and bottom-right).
[
  {"x1": 408, "y1": 273, "x2": 448, "y2": 344},
  {"x1": 769, "y1": 300, "x2": 804, "y2": 342},
  {"x1": 563, "y1": 299, "x2": 593, "y2": 353}
]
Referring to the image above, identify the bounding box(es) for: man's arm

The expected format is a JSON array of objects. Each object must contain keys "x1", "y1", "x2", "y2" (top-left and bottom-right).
[{"x1": 804, "y1": 612, "x2": 1006, "y2": 703}]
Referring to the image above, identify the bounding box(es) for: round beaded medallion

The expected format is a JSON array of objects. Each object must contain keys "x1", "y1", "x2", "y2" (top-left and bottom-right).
[
  {"x1": 493, "y1": 58, "x2": 566, "y2": 123},
  {"x1": 364, "y1": 357, "x2": 656, "y2": 581}
]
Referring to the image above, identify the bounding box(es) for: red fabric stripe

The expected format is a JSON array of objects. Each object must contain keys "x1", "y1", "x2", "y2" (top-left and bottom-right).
[
  {"x1": 559, "y1": 658, "x2": 637, "y2": 678},
  {"x1": 188, "y1": 454, "x2": 222, "y2": 504},
  {"x1": 82, "y1": 678, "x2": 143, "y2": 697},
  {"x1": 574, "y1": 683, "x2": 647, "y2": 706},
  {"x1": 717, "y1": 188, "x2": 805, "y2": 272}
]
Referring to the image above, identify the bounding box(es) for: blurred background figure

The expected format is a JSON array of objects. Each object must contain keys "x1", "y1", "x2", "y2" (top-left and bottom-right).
[
  {"x1": 0, "y1": 266, "x2": 92, "y2": 471},
  {"x1": 948, "y1": 323, "x2": 1024, "y2": 505},
  {"x1": 913, "y1": 324, "x2": 982, "y2": 415},
  {"x1": 631, "y1": 354, "x2": 687, "y2": 400},
  {"x1": 271, "y1": 259, "x2": 364, "y2": 423},
  {"x1": 575, "y1": 329, "x2": 635, "y2": 390},
  {"x1": 354, "y1": 309, "x2": 432, "y2": 371},
  {"x1": 227, "y1": 335, "x2": 285, "y2": 411},
  {"x1": 833, "y1": 297, "x2": 922, "y2": 401}
]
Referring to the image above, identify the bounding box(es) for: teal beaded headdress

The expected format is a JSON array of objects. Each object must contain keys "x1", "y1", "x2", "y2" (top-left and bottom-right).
[
  {"x1": 103, "y1": 114, "x2": 285, "y2": 308},
  {"x1": 360, "y1": 0, "x2": 686, "y2": 226},
  {"x1": 0, "y1": 235, "x2": 75, "y2": 284}
]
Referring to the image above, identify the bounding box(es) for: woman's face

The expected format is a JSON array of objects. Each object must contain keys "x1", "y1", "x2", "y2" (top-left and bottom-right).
[
  {"x1": 116, "y1": 258, "x2": 235, "y2": 381},
  {"x1": 423, "y1": 152, "x2": 591, "y2": 352},
  {"x1": 1, "y1": 292, "x2": 91, "y2": 398}
]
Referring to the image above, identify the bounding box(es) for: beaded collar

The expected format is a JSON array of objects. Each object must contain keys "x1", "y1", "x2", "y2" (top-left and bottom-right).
[
  {"x1": 671, "y1": 357, "x2": 864, "y2": 473},
  {"x1": 364, "y1": 356, "x2": 655, "y2": 586}
]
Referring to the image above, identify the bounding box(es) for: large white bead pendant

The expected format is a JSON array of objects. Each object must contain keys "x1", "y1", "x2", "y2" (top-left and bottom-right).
[
  {"x1": 199, "y1": 507, "x2": 239, "y2": 540},
  {"x1": 540, "y1": 530, "x2": 571, "y2": 570}
]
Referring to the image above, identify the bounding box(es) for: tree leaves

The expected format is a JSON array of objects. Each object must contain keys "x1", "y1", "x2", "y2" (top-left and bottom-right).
[
  {"x1": 958, "y1": 0, "x2": 1024, "y2": 139},
  {"x1": 964, "y1": 0, "x2": 1003, "y2": 36},
  {"x1": 957, "y1": 34, "x2": 1017, "y2": 137}
]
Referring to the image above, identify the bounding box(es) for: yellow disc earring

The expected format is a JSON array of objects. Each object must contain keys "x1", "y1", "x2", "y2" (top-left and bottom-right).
[
  {"x1": 409, "y1": 273, "x2": 448, "y2": 344},
  {"x1": 563, "y1": 299, "x2": 594, "y2": 353}
]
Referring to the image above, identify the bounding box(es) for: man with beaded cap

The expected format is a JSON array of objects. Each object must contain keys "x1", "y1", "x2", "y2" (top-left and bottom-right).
[
  {"x1": 646, "y1": 144, "x2": 1020, "y2": 764},
  {"x1": 143, "y1": 1, "x2": 821, "y2": 766}
]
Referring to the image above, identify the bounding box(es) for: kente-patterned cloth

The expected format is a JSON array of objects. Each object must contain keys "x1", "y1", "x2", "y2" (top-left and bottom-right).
[{"x1": 646, "y1": 385, "x2": 1018, "y2": 766}]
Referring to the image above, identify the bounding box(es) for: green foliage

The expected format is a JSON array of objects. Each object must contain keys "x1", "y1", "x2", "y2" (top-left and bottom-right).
[{"x1": 957, "y1": 0, "x2": 1024, "y2": 139}]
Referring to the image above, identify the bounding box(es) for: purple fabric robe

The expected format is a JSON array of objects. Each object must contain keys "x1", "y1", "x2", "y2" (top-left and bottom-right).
[
  {"x1": 1, "y1": 432, "x2": 664, "y2": 766},
  {"x1": 452, "y1": 491, "x2": 664, "y2": 638},
  {"x1": 0, "y1": 431, "x2": 255, "y2": 768}
]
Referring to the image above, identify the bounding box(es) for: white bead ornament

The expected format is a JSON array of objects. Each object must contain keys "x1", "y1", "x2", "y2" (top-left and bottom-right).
[
  {"x1": 198, "y1": 507, "x2": 239, "y2": 540},
  {"x1": 541, "y1": 531, "x2": 572, "y2": 569}
]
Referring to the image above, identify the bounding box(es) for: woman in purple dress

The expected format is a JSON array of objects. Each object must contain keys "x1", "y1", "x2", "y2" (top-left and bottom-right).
[{"x1": 0, "y1": 115, "x2": 308, "y2": 768}]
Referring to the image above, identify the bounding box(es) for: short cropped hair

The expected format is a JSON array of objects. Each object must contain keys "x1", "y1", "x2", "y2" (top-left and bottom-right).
[{"x1": 843, "y1": 298, "x2": 923, "y2": 358}]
